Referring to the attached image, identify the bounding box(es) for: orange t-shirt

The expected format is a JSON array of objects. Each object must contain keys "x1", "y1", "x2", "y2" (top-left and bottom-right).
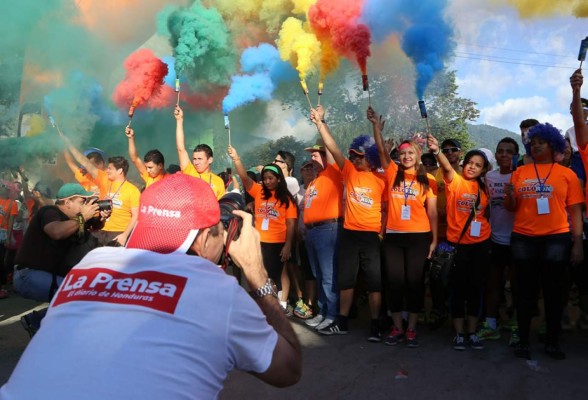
[
  {"x1": 140, "y1": 171, "x2": 166, "y2": 189},
  {"x1": 303, "y1": 164, "x2": 343, "y2": 224},
  {"x1": 511, "y1": 163, "x2": 584, "y2": 236},
  {"x1": 0, "y1": 199, "x2": 18, "y2": 228},
  {"x1": 247, "y1": 183, "x2": 297, "y2": 243},
  {"x1": 341, "y1": 159, "x2": 386, "y2": 233},
  {"x1": 74, "y1": 169, "x2": 100, "y2": 195},
  {"x1": 90, "y1": 169, "x2": 110, "y2": 199},
  {"x1": 385, "y1": 163, "x2": 437, "y2": 232},
  {"x1": 445, "y1": 173, "x2": 490, "y2": 244}
]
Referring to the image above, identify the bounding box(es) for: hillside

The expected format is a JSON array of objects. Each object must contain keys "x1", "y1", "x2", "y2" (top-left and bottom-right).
[{"x1": 467, "y1": 123, "x2": 522, "y2": 151}]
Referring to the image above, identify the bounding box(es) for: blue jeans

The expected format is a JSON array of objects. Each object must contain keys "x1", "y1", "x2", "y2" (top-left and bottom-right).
[
  {"x1": 305, "y1": 222, "x2": 341, "y2": 319},
  {"x1": 13, "y1": 268, "x2": 63, "y2": 302}
]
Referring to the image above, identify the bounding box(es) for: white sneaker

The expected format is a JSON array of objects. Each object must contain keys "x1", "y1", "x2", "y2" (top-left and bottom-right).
[
  {"x1": 305, "y1": 314, "x2": 324, "y2": 327},
  {"x1": 315, "y1": 318, "x2": 334, "y2": 331}
]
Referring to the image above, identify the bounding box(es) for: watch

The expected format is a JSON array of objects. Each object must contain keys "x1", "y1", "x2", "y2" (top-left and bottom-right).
[{"x1": 250, "y1": 278, "x2": 278, "y2": 299}]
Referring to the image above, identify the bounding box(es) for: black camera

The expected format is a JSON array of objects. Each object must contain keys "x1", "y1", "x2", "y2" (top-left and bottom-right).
[
  {"x1": 96, "y1": 199, "x2": 113, "y2": 212},
  {"x1": 218, "y1": 192, "x2": 245, "y2": 240}
]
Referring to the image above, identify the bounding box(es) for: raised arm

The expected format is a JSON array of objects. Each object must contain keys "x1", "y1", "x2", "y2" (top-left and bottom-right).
[
  {"x1": 227, "y1": 210, "x2": 301, "y2": 387},
  {"x1": 125, "y1": 127, "x2": 147, "y2": 176},
  {"x1": 427, "y1": 134, "x2": 455, "y2": 183},
  {"x1": 367, "y1": 106, "x2": 390, "y2": 169},
  {"x1": 570, "y1": 69, "x2": 588, "y2": 149},
  {"x1": 60, "y1": 135, "x2": 100, "y2": 179},
  {"x1": 174, "y1": 105, "x2": 191, "y2": 170},
  {"x1": 310, "y1": 106, "x2": 345, "y2": 170},
  {"x1": 227, "y1": 145, "x2": 254, "y2": 192}
]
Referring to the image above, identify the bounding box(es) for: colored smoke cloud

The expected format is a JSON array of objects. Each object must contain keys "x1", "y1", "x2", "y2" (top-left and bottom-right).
[
  {"x1": 167, "y1": 0, "x2": 237, "y2": 86},
  {"x1": 223, "y1": 43, "x2": 297, "y2": 113},
  {"x1": 112, "y1": 49, "x2": 170, "y2": 110},
  {"x1": 361, "y1": 0, "x2": 455, "y2": 99},
  {"x1": 278, "y1": 17, "x2": 321, "y2": 80}
]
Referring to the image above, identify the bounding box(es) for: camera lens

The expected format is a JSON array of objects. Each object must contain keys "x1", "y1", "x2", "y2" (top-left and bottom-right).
[
  {"x1": 96, "y1": 199, "x2": 113, "y2": 212},
  {"x1": 218, "y1": 193, "x2": 246, "y2": 238}
]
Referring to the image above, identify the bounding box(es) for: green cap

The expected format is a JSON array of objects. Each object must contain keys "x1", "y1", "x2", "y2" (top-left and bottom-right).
[{"x1": 56, "y1": 183, "x2": 95, "y2": 200}]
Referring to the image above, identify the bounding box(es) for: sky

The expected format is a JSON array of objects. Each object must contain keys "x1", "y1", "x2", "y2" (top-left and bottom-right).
[{"x1": 448, "y1": 0, "x2": 586, "y2": 134}]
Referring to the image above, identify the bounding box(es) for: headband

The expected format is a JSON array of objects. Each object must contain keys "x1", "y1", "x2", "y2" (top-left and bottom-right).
[{"x1": 263, "y1": 165, "x2": 281, "y2": 175}]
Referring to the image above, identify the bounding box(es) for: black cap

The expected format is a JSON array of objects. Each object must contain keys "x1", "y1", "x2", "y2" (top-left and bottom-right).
[{"x1": 441, "y1": 139, "x2": 461, "y2": 149}]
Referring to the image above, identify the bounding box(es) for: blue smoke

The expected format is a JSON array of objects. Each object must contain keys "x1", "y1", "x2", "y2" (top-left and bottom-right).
[
  {"x1": 222, "y1": 44, "x2": 297, "y2": 113},
  {"x1": 361, "y1": 0, "x2": 454, "y2": 99}
]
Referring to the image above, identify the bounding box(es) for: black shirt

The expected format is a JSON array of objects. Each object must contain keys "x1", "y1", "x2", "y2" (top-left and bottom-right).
[{"x1": 15, "y1": 206, "x2": 72, "y2": 276}]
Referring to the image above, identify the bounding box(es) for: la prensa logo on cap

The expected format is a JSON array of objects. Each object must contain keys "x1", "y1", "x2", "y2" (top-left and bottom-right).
[
  {"x1": 53, "y1": 268, "x2": 188, "y2": 314},
  {"x1": 141, "y1": 205, "x2": 182, "y2": 218}
]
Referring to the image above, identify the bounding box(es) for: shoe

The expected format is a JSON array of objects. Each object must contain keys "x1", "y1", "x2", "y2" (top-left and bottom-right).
[
  {"x1": 305, "y1": 314, "x2": 324, "y2": 328},
  {"x1": 318, "y1": 320, "x2": 349, "y2": 336},
  {"x1": 406, "y1": 329, "x2": 419, "y2": 348},
  {"x1": 384, "y1": 326, "x2": 405, "y2": 346},
  {"x1": 368, "y1": 320, "x2": 381, "y2": 342},
  {"x1": 315, "y1": 317, "x2": 334, "y2": 331},
  {"x1": 453, "y1": 335, "x2": 466, "y2": 351},
  {"x1": 544, "y1": 344, "x2": 565, "y2": 360},
  {"x1": 477, "y1": 322, "x2": 501, "y2": 341},
  {"x1": 509, "y1": 328, "x2": 520, "y2": 347},
  {"x1": 513, "y1": 343, "x2": 530, "y2": 359},
  {"x1": 468, "y1": 333, "x2": 484, "y2": 350},
  {"x1": 20, "y1": 312, "x2": 40, "y2": 338},
  {"x1": 293, "y1": 298, "x2": 313, "y2": 319}
]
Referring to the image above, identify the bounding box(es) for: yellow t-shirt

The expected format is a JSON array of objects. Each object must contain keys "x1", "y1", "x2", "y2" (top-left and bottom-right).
[
  {"x1": 103, "y1": 180, "x2": 141, "y2": 232},
  {"x1": 182, "y1": 163, "x2": 225, "y2": 199},
  {"x1": 140, "y1": 171, "x2": 166, "y2": 189}
]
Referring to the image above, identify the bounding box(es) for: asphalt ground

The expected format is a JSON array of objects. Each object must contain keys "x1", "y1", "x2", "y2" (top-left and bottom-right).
[{"x1": 2, "y1": 293, "x2": 588, "y2": 399}]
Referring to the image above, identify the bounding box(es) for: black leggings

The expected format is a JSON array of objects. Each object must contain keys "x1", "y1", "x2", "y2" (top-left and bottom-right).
[
  {"x1": 382, "y1": 232, "x2": 431, "y2": 313},
  {"x1": 261, "y1": 242, "x2": 284, "y2": 291},
  {"x1": 449, "y1": 240, "x2": 491, "y2": 319}
]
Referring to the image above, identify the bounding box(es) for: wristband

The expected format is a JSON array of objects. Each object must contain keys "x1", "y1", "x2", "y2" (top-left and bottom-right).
[{"x1": 433, "y1": 149, "x2": 440, "y2": 156}]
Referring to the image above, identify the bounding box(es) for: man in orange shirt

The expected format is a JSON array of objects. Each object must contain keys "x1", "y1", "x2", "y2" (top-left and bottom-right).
[
  {"x1": 300, "y1": 138, "x2": 344, "y2": 331},
  {"x1": 125, "y1": 127, "x2": 166, "y2": 189},
  {"x1": 63, "y1": 148, "x2": 105, "y2": 195},
  {"x1": 310, "y1": 106, "x2": 386, "y2": 342}
]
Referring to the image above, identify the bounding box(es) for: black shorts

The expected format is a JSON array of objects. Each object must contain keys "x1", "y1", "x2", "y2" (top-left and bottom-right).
[{"x1": 337, "y1": 229, "x2": 382, "y2": 292}]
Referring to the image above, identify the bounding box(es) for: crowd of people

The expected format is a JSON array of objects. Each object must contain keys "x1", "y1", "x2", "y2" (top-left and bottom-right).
[{"x1": 0, "y1": 69, "x2": 588, "y2": 395}]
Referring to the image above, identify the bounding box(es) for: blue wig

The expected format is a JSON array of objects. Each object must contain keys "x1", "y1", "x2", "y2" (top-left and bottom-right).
[
  {"x1": 524, "y1": 123, "x2": 566, "y2": 156},
  {"x1": 349, "y1": 135, "x2": 381, "y2": 170}
]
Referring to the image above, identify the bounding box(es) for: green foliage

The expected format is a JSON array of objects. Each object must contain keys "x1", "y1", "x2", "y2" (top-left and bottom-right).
[
  {"x1": 239, "y1": 135, "x2": 309, "y2": 175},
  {"x1": 467, "y1": 123, "x2": 521, "y2": 151}
]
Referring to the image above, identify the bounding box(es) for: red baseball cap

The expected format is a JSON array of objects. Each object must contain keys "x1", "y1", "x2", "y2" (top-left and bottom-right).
[{"x1": 126, "y1": 173, "x2": 220, "y2": 254}]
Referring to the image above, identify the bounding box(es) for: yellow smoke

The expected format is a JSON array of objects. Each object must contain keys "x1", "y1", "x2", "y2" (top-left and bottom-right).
[
  {"x1": 277, "y1": 17, "x2": 321, "y2": 80},
  {"x1": 292, "y1": 0, "x2": 316, "y2": 15},
  {"x1": 319, "y1": 40, "x2": 340, "y2": 81},
  {"x1": 505, "y1": 0, "x2": 588, "y2": 18},
  {"x1": 211, "y1": 0, "x2": 295, "y2": 32}
]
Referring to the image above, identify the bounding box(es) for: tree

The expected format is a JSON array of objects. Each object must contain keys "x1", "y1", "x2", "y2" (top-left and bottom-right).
[{"x1": 239, "y1": 135, "x2": 309, "y2": 178}]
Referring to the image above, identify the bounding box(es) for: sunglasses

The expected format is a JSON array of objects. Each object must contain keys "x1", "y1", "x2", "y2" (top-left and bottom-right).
[
  {"x1": 349, "y1": 152, "x2": 365, "y2": 161},
  {"x1": 273, "y1": 159, "x2": 286, "y2": 164},
  {"x1": 441, "y1": 147, "x2": 460, "y2": 154},
  {"x1": 422, "y1": 162, "x2": 437, "y2": 167}
]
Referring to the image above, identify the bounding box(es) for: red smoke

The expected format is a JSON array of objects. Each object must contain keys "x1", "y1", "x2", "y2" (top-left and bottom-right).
[
  {"x1": 309, "y1": 0, "x2": 371, "y2": 74},
  {"x1": 112, "y1": 49, "x2": 169, "y2": 110},
  {"x1": 183, "y1": 86, "x2": 228, "y2": 111}
]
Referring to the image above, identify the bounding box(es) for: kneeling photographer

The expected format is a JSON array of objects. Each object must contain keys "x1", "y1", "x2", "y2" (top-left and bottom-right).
[
  {"x1": 2, "y1": 174, "x2": 301, "y2": 399},
  {"x1": 13, "y1": 183, "x2": 111, "y2": 335}
]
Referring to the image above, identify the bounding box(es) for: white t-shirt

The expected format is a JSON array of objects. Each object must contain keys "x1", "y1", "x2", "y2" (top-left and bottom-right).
[
  {"x1": 486, "y1": 169, "x2": 515, "y2": 245},
  {"x1": 1, "y1": 248, "x2": 278, "y2": 400}
]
